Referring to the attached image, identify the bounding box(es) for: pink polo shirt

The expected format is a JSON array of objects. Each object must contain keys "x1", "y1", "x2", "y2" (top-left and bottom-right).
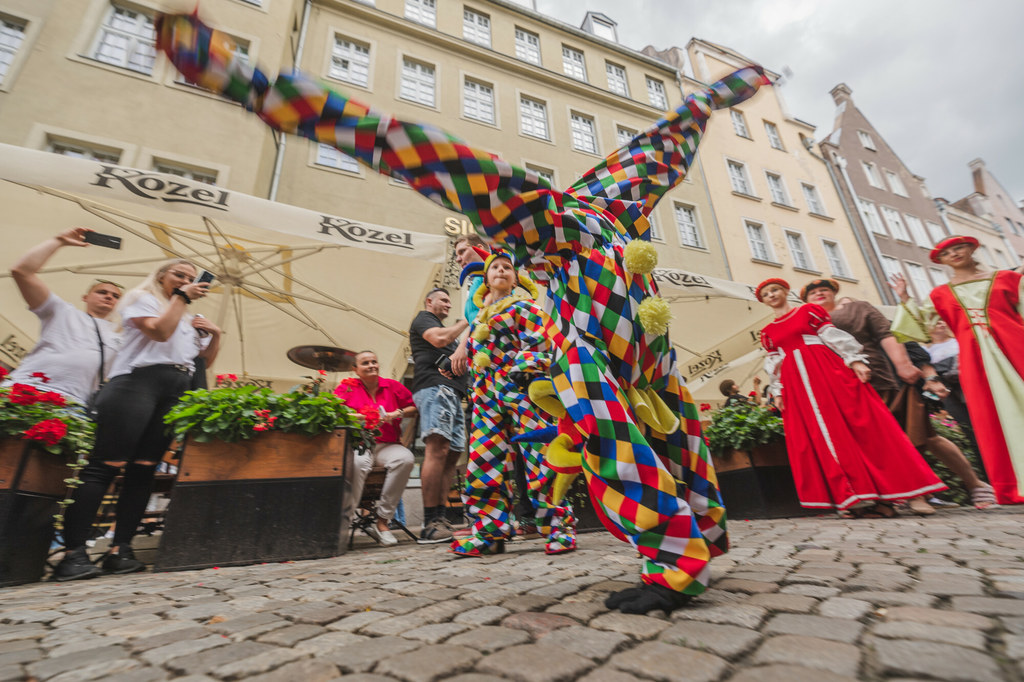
[{"x1": 334, "y1": 377, "x2": 415, "y2": 444}]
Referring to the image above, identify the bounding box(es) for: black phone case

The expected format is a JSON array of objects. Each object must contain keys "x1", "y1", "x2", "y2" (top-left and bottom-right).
[{"x1": 83, "y1": 232, "x2": 123, "y2": 249}]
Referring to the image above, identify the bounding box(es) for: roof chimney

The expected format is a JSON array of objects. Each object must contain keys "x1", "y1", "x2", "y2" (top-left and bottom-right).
[{"x1": 830, "y1": 83, "x2": 852, "y2": 106}]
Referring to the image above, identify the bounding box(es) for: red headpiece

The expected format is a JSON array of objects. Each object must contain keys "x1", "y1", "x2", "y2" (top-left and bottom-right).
[
  {"x1": 929, "y1": 235, "x2": 979, "y2": 264},
  {"x1": 755, "y1": 278, "x2": 790, "y2": 302}
]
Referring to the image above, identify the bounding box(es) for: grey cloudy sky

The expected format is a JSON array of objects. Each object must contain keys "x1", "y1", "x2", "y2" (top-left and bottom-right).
[{"x1": 535, "y1": 0, "x2": 1024, "y2": 205}]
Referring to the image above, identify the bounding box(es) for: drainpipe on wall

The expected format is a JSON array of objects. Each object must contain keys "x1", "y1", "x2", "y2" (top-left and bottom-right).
[
  {"x1": 268, "y1": 0, "x2": 313, "y2": 201},
  {"x1": 828, "y1": 151, "x2": 892, "y2": 304}
]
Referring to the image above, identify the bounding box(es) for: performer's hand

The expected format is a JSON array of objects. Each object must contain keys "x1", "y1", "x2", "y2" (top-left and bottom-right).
[
  {"x1": 896, "y1": 363, "x2": 923, "y2": 385},
  {"x1": 924, "y1": 379, "x2": 949, "y2": 398},
  {"x1": 889, "y1": 273, "x2": 910, "y2": 303},
  {"x1": 57, "y1": 227, "x2": 90, "y2": 248},
  {"x1": 776, "y1": 395, "x2": 784, "y2": 412},
  {"x1": 851, "y1": 361, "x2": 871, "y2": 383},
  {"x1": 450, "y1": 343, "x2": 469, "y2": 376}
]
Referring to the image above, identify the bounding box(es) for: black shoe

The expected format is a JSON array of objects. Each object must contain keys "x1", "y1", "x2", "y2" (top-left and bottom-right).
[
  {"x1": 102, "y1": 544, "x2": 145, "y2": 574},
  {"x1": 53, "y1": 546, "x2": 101, "y2": 582},
  {"x1": 605, "y1": 583, "x2": 694, "y2": 615}
]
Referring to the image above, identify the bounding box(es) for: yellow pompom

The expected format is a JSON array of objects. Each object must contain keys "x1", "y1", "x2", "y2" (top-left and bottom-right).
[
  {"x1": 473, "y1": 353, "x2": 491, "y2": 370},
  {"x1": 623, "y1": 239, "x2": 658, "y2": 275},
  {"x1": 471, "y1": 324, "x2": 490, "y2": 342},
  {"x1": 637, "y1": 296, "x2": 672, "y2": 336}
]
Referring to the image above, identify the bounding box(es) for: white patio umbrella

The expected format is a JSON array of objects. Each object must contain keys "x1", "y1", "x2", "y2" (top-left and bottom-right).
[{"x1": 0, "y1": 143, "x2": 448, "y2": 387}]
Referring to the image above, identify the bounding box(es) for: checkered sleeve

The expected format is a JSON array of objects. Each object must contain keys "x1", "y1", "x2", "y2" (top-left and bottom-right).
[{"x1": 510, "y1": 301, "x2": 553, "y2": 375}]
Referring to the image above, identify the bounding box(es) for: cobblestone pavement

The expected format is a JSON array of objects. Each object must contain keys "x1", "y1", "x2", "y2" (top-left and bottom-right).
[{"x1": 2, "y1": 506, "x2": 1023, "y2": 682}]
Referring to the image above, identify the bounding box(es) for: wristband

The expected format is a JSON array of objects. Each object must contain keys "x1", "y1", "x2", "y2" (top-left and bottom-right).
[
  {"x1": 923, "y1": 375, "x2": 940, "y2": 382},
  {"x1": 172, "y1": 288, "x2": 192, "y2": 304}
]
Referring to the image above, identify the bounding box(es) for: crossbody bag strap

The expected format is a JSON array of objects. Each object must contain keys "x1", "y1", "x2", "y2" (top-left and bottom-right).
[{"x1": 91, "y1": 315, "x2": 106, "y2": 391}]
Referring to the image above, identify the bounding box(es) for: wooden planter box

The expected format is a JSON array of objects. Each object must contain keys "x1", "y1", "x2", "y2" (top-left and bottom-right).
[
  {"x1": 155, "y1": 429, "x2": 353, "y2": 572},
  {"x1": 711, "y1": 439, "x2": 814, "y2": 519},
  {"x1": 0, "y1": 440, "x2": 71, "y2": 587}
]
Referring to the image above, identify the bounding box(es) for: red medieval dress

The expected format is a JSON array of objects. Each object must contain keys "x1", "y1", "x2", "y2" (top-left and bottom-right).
[
  {"x1": 894, "y1": 271, "x2": 1024, "y2": 504},
  {"x1": 761, "y1": 303, "x2": 946, "y2": 510}
]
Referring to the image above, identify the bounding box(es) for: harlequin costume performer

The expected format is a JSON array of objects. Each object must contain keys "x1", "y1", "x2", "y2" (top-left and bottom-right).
[
  {"x1": 892, "y1": 235, "x2": 1024, "y2": 504},
  {"x1": 756, "y1": 278, "x2": 946, "y2": 515},
  {"x1": 453, "y1": 250, "x2": 576, "y2": 557},
  {"x1": 155, "y1": 12, "x2": 771, "y2": 613}
]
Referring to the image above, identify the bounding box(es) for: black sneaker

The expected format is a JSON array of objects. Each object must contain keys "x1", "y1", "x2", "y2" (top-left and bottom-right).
[
  {"x1": 417, "y1": 519, "x2": 454, "y2": 544},
  {"x1": 53, "y1": 546, "x2": 101, "y2": 582},
  {"x1": 102, "y1": 544, "x2": 145, "y2": 574}
]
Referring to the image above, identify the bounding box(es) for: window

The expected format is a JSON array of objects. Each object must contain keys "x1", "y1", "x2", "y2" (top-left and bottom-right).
[
  {"x1": 765, "y1": 172, "x2": 790, "y2": 205},
  {"x1": 880, "y1": 206, "x2": 911, "y2": 241},
  {"x1": 1007, "y1": 218, "x2": 1020, "y2": 236},
  {"x1": 92, "y1": 5, "x2": 156, "y2": 74},
  {"x1": 399, "y1": 58, "x2": 435, "y2": 107},
  {"x1": 727, "y1": 160, "x2": 753, "y2": 195},
  {"x1": 405, "y1": 0, "x2": 436, "y2": 27},
  {"x1": 329, "y1": 36, "x2": 370, "y2": 87},
  {"x1": 858, "y1": 130, "x2": 876, "y2": 150},
  {"x1": 647, "y1": 212, "x2": 661, "y2": 241},
  {"x1": 154, "y1": 162, "x2": 217, "y2": 185},
  {"x1": 859, "y1": 199, "x2": 886, "y2": 235},
  {"x1": 880, "y1": 256, "x2": 903, "y2": 283},
  {"x1": 514, "y1": 27, "x2": 540, "y2": 64},
  {"x1": 674, "y1": 204, "x2": 702, "y2": 248},
  {"x1": 48, "y1": 139, "x2": 121, "y2": 163},
  {"x1": 562, "y1": 46, "x2": 586, "y2": 81},
  {"x1": 730, "y1": 110, "x2": 750, "y2": 138},
  {"x1": 801, "y1": 183, "x2": 826, "y2": 215},
  {"x1": 994, "y1": 249, "x2": 1012, "y2": 268},
  {"x1": 315, "y1": 143, "x2": 359, "y2": 173},
  {"x1": 902, "y1": 214, "x2": 930, "y2": 248},
  {"x1": 519, "y1": 96, "x2": 548, "y2": 140},
  {"x1": 929, "y1": 267, "x2": 949, "y2": 286},
  {"x1": 462, "y1": 78, "x2": 495, "y2": 124},
  {"x1": 605, "y1": 61, "x2": 628, "y2": 96},
  {"x1": 822, "y1": 240, "x2": 851, "y2": 278},
  {"x1": 764, "y1": 121, "x2": 784, "y2": 150},
  {"x1": 462, "y1": 8, "x2": 490, "y2": 47},
  {"x1": 525, "y1": 163, "x2": 553, "y2": 186},
  {"x1": 616, "y1": 126, "x2": 637, "y2": 148},
  {"x1": 976, "y1": 245, "x2": 996, "y2": 268},
  {"x1": 862, "y1": 161, "x2": 884, "y2": 189},
  {"x1": 885, "y1": 170, "x2": 908, "y2": 197},
  {"x1": 925, "y1": 221, "x2": 946, "y2": 243},
  {"x1": 905, "y1": 262, "x2": 931, "y2": 299},
  {"x1": 0, "y1": 18, "x2": 26, "y2": 85},
  {"x1": 745, "y1": 221, "x2": 772, "y2": 261},
  {"x1": 590, "y1": 17, "x2": 616, "y2": 41},
  {"x1": 569, "y1": 113, "x2": 597, "y2": 154},
  {"x1": 785, "y1": 231, "x2": 814, "y2": 270},
  {"x1": 646, "y1": 77, "x2": 667, "y2": 109}
]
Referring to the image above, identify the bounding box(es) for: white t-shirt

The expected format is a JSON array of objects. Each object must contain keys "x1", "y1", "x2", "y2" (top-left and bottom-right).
[
  {"x1": 108, "y1": 293, "x2": 210, "y2": 379},
  {"x1": 2, "y1": 293, "x2": 120, "y2": 404},
  {"x1": 927, "y1": 338, "x2": 960, "y2": 365}
]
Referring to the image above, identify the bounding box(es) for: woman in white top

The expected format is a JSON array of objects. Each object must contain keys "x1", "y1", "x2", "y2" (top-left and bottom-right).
[{"x1": 56, "y1": 259, "x2": 221, "y2": 581}]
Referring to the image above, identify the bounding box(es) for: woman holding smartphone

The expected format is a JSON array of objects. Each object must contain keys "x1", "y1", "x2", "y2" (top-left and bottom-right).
[{"x1": 55, "y1": 259, "x2": 221, "y2": 580}]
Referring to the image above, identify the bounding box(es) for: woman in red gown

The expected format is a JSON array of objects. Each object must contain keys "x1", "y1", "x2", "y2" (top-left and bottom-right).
[{"x1": 757, "y1": 279, "x2": 946, "y2": 515}]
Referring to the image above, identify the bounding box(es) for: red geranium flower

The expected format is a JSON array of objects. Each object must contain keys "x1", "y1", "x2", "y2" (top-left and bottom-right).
[
  {"x1": 318, "y1": 369, "x2": 327, "y2": 376},
  {"x1": 9, "y1": 384, "x2": 43, "y2": 406},
  {"x1": 699, "y1": 403, "x2": 712, "y2": 411},
  {"x1": 748, "y1": 391, "x2": 757, "y2": 397},
  {"x1": 358, "y1": 406, "x2": 381, "y2": 430},
  {"x1": 0, "y1": 366, "x2": 8, "y2": 381},
  {"x1": 228, "y1": 373, "x2": 238, "y2": 382},
  {"x1": 31, "y1": 371, "x2": 51, "y2": 384},
  {"x1": 253, "y1": 423, "x2": 269, "y2": 432},
  {"x1": 23, "y1": 418, "x2": 68, "y2": 447},
  {"x1": 38, "y1": 391, "x2": 67, "y2": 407}
]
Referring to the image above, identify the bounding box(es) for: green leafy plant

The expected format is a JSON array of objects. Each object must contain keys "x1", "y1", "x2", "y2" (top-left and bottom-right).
[
  {"x1": 164, "y1": 375, "x2": 377, "y2": 451},
  {"x1": 925, "y1": 412, "x2": 986, "y2": 506},
  {"x1": 702, "y1": 402, "x2": 785, "y2": 456}
]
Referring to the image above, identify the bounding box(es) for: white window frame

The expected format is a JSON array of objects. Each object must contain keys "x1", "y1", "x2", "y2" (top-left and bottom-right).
[
  {"x1": 646, "y1": 77, "x2": 667, "y2": 109},
  {"x1": 801, "y1": 183, "x2": 826, "y2": 215},
  {"x1": 315, "y1": 143, "x2": 360, "y2": 174},
  {"x1": 0, "y1": 16, "x2": 27, "y2": 86},
  {"x1": 605, "y1": 61, "x2": 628, "y2": 97},
  {"x1": 880, "y1": 206, "x2": 911, "y2": 241},
  {"x1": 673, "y1": 203, "x2": 703, "y2": 248},
  {"x1": 462, "y1": 8, "x2": 490, "y2": 47},
  {"x1": 902, "y1": 214, "x2": 931, "y2": 248},
  {"x1": 904, "y1": 261, "x2": 932, "y2": 300},
  {"x1": 405, "y1": 0, "x2": 436, "y2": 27},
  {"x1": 857, "y1": 130, "x2": 876, "y2": 150},
  {"x1": 647, "y1": 211, "x2": 662, "y2": 242},
  {"x1": 976, "y1": 245, "x2": 997, "y2": 268},
  {"x1": 862, "y1": 160, "x2": 885, "y2": 189},
  {"x1": 616, "y1": 126, "x2": 637, "y2": 148},
  {"x1": 730, "y1": 110, "x2": 750, "y2": 138},
  {"x1": 925, "y1": 220, "x2": 946, "y2": 243},
  {"x1": 880, "y1": 256, "x2": 904, "y2": 284},
  {"x1": 859, "y1": 198, "x2": 887, "y2": 235},
  {"x1": 153, "y1": 160, "x2": 217, "y2": 185},
  {"x1": 462, "y1": 77, "x2": 495, "y2": 125},
  {"x1": 765, "y1": 172, "x2": 791, "y2": 206},
  {"x1": 329, "y1": 35, "x2": 370, "y2": 87},
  {"x1": 994, "y1": 248, "x2": 1012, "y2": 268},
  {"x1": 569, "y1": 112, "x2": 598, "y2": 154},
  {"x1": 821, "y1": 239, "x2": 852, "y2": 278},
  {"x1": 590, "y1": 17, "x2": 616, "y2": 42},
  {"x1": 525, "y1": 163, "x2": 554, "y2": 186},
  {"x1": 48, "y1": 138, "x2": 121, "y2": 163},
  {"x1": 727, "y1": 159, "x2": 754, "y2": 196},
  {"x1": 561, "y1": 45, "x2": 587, "y2": 81},
  {"x1": 785, "y1": 230, "x2": 815, "y2": 271},
  {"x1": 885, "y1": 169, "x2": 908, "y2": 197},
  {"x1": 514, "y1": 27, "x2": 540, "y2": 64},
  {"x1": 745, "y1": 220, "x2": 774, "y2": 262},
  {"x1": 929, "y1": 267, "x2": 949, "y2": 286},
  {"x1": 90, "y1": 4, "x2": 157, "y2": 75},
  {"x1": 764, "y1": 121, "x2": 784, "y2": 150},
  {"x1": 399, "y1": 57, "x2": 436, "y2": 107},
  {"x1": 519, "y1": 95, "x2": 549, "y2": 140}
]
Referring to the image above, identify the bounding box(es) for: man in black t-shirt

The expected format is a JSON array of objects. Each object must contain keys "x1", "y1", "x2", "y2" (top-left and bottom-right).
[{"x1": 409, "y1": 287, "x2": 469, "y2": 543}]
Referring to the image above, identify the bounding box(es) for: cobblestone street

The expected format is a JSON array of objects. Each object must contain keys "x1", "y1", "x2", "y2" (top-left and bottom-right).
[{"x1": 2, "y1": 507, "x2": 1023, "y2": 682}]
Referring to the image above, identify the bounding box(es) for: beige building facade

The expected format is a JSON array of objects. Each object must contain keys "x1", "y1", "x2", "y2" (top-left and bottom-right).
[{"x1": 950, "y1": 158, "x2": 1024, "y2": 266}]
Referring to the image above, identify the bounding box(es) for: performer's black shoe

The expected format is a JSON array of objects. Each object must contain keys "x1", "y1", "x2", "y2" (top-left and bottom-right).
[{"x1": 605, "y1": 583, "x2": 693, "y2": 614}]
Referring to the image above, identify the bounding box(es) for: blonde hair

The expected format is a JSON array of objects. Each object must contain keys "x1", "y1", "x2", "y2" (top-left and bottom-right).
[{"x1": 115, "y1": 258, "x2": 196, "y2": 331}]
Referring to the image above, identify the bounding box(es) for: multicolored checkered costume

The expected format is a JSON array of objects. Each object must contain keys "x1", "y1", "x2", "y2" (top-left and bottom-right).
[
  {"x1": 157, "y1": 12, "x2": 770, "y2": 595},
  {"x1": 456, "y1": 293, "x2": 575, "y2": 556}
]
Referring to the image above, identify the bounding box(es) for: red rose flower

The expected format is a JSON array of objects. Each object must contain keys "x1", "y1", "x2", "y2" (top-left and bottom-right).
[{"x1": 23, "y1": 418, "x2": 68, "y2": 447}]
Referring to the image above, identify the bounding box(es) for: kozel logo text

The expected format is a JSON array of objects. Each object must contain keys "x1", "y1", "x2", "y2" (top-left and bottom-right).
[
  {"x1": 91, "y1": 167, "x2": 230, "y2": 210},
  {"x1": 318, "y1": 216, "x2": 415, "y2": 250}
]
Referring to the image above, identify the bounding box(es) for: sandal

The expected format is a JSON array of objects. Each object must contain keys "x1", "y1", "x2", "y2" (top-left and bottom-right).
[
  {"x1": 907, "y1": 496, "x2": 936, "y2": 516},
  {"x1": 970, "y1": 483, "x2": 999, "y2": 510}
]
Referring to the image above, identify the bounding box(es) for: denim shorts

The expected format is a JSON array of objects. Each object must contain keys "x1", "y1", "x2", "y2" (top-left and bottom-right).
[{"x1": 413, "y1": 384, "x2": 466, "y2": 452}]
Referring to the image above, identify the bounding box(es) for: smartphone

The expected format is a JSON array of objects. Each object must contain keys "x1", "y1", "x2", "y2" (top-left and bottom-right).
[
  {"x1": 194, "y1": 270, "x2": 216, "y2": 285},
  {"x1": 82, "y1": 231, "x2": 123, "y2": 250}
]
